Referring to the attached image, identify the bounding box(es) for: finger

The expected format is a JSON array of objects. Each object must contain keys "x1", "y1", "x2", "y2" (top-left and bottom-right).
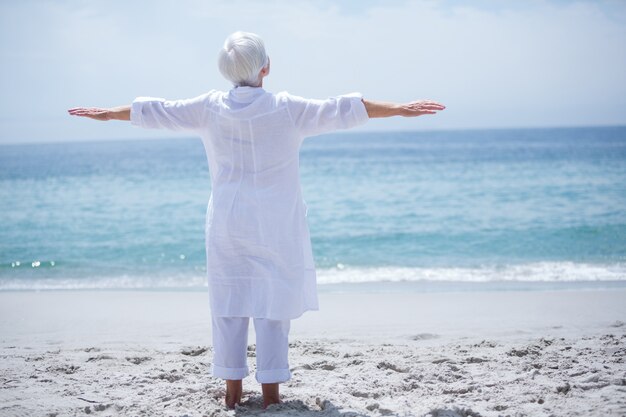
[
  {"x1": 70, "y1": 111, "x2": 104, "y2": 118},
  {"x1": 407, "y1": 106, "x2": 442, "y2": 113},
  {"x1": 72, "y1": 109, "x2": 105, "y2": 115},
  {"x1": 419, "y1": 102, "x2": 445, "y2": 108},
  {"x1": 412, "y1": 103, "x2": 444, "y2": 110},
  {"x1": 420, "y1": 104, "x2": 445, "y2": 110},
  {"x1": 417, "y1": 101, "x2": 446, "y2": 109},
  {"x1": 69, "y1": 107, "x2": 103, "y2": 113}
]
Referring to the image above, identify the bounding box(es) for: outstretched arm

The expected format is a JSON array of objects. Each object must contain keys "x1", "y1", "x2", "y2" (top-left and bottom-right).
[
  {"x1": 68, "y1": 92, "x2": 211, "y2": 131},
  {"x1": 362, "y1": 98, "x2": 445, "y2": 118},
  {"x1": 67, "y1": 105, "x2": 130, "y2": 121}
]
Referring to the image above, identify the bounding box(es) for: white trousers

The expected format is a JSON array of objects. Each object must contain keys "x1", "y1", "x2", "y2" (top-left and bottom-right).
[{"x1": 210, "y1": 315, "x2": 291, "y2": 383}]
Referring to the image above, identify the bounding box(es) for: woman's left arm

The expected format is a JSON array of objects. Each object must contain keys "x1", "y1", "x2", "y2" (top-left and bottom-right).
[{"x1": 67, "y1": 105, "x2": 130, "y2": 121}]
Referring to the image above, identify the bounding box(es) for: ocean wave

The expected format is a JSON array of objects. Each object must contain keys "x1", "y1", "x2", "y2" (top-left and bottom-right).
[
  {"x1": 316, "y1": 262, "x2": 626, "y2": 284},
  {"x1": 0, "y1": 262, "x2": 624, "y2": 291}
]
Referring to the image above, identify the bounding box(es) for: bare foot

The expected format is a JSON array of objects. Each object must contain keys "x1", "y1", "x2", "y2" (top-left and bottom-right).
[
  {"x1": 261, "y1": 383, "x2": 281, "y2": 409},
  {"x1": 225, "y1": 379, "x2": 243, "y2": 409}
]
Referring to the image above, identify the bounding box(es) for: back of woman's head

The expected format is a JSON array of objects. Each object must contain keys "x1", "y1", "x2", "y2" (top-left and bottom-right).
[{"x1": 218, "y1": 31, "x2": 269, "y2": 87}]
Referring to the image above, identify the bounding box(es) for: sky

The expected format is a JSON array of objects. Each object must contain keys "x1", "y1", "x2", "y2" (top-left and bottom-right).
[{"x1": 0, "y1": 0, "x2": 625, "y2": 144}]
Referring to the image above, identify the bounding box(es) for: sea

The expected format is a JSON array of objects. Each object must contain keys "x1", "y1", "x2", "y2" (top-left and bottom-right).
[{"x1": 1, "y1": 127, "x2": 625, "y2": 293}]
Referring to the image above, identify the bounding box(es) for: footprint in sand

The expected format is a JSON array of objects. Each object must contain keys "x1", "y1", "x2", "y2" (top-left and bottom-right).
[
  {"x1": 377, "y1": 361, "x2": 409, "y2": 373},
  {"x1": 291, "y1": 361, "x2": 336, "y2": 371},
  {"x1": 410, "y1": 333, "x2": 440, "y2": 341},
  {"x1": 366, "y1": 402, "x2": 394, "y2": 415},
  {"x1": 125, "y1": 356, "x2": 152, "y2": 365},
  {"x1": 472, "y1": 340, "x2": 498, "y2": 348},
  {"x1": 154, "y1": 371, "x2": 184, "y2": 383},
  {"x1": 464, "y1": 356, "x2": 489, "y2": 364},
  {"x1": 425, "y1": 406, "x2": 483, "y2": 417},
  {"x1": 351, "y1": 390, "x2": 381, "y2": 399},
  {"x1": 48, "y1": 364, "x2": 80, "y2": 374},
  {"x1": 86, "y1": 354, "x2": 115, "y2": 362},
  {"x1": 180, "y1": 346, "x2": 207, "y2": 356},
  {"x1": 83, "y1": 347, "x2": 101, "y2": 353},
  {"x1": 506, "y1": 345, "x2": 542, "y2": 357},
  {"x1": 312, "y1": 360, "x2": 336, "y2": 370}
]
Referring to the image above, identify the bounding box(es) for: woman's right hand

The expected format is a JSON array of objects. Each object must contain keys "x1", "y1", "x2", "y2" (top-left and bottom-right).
[
  {"x1": 67, "y1": 107, "x2": 111, "y2": 121},
  {"x1": 67, "y1": 105, "x2": 131, "y2": 121}
]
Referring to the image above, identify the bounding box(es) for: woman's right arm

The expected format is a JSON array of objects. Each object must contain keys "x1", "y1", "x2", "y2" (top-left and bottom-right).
[
  {"x1": 67, "y1": 105, "x2": 130, "y2": 121},
  {"x1": 362, "y1": 99, "x2": 446, "y2": 118},
  {"x1": 68, "y1": 91, "x2": 214, "y2": 131}
]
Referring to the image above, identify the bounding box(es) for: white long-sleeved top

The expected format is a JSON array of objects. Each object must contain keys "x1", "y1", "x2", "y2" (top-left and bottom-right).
[{"x1": 130, "y1": 86, "x2": 369, "y2": 320}]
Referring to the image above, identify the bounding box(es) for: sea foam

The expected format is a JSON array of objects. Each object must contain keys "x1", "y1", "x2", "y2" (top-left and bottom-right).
[{"x1": 0, "y1": 262, "x2": 624, "y2": 291}]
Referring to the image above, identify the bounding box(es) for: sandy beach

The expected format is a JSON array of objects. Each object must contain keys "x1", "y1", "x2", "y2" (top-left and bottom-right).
[{"x1": 1, "y1": 286, "x2": 625, "y2": 416}]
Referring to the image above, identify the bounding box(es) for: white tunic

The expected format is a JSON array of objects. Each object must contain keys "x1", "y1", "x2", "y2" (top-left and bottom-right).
[{"x1": 130, "y1": 87, "x2": 369, "y2": 319}]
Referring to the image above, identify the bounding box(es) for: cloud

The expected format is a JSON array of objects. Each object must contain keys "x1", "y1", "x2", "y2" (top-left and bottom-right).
[{"x1": 1, "y1": 0, "x2": 625, "y2": 143}]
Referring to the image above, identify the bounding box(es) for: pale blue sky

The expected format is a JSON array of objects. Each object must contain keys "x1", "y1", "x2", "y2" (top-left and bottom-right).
[{"x1": 1, "y1": 0, "x2": 625, "y2": 144}]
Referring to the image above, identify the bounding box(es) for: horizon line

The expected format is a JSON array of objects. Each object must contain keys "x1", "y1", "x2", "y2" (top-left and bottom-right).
[{"x1": 1, "y1": 123, "x2": 625, "y2": 146}]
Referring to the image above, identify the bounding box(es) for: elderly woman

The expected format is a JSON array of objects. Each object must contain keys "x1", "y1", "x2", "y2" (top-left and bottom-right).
[{"x1": 68, "y1": 31, "x2": 445, "y2": 409}]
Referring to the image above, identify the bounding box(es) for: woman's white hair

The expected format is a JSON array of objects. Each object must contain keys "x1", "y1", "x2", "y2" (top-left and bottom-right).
[{"x1": 218, "y1": 31, "x2": 269, "y2": 87}]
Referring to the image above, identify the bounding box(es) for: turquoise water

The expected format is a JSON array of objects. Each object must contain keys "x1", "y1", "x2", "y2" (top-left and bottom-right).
[{"x1": 1, "y1": 127, "x2": 625, "y2": 291}]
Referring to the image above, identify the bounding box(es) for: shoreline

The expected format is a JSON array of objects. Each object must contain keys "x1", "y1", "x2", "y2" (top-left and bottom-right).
[{"x1": 1, "y1": 277, "x2": 625, "y2": 294}]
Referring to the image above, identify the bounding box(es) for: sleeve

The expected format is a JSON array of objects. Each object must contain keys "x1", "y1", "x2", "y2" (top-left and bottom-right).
[
  {"x1": 130, "y1": 91, "x2": 212, "y2": 132},
  {"x1": 284, "y1": 92, "x2": 369, "y2": 138}
]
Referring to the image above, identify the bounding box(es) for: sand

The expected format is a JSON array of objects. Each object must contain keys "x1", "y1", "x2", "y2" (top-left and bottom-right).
[{"x1": 1, "y1": 286, "x2": 625, "y2": 416}]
